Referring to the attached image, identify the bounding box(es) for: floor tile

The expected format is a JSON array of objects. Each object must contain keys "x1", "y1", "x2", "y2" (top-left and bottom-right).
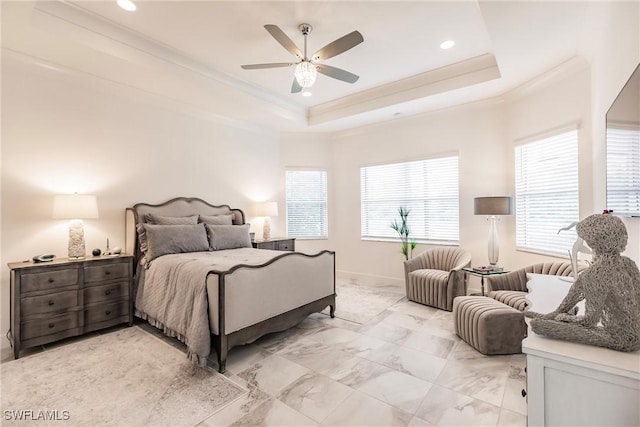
[
  {"x1": 435, "y1": 358, "x2": 511, "y2": 407},
  {"x1": 498, "y1": 408, "x2": 527, "y2": 427},
  {"x1": 402, "y1": 330, "x2": 456, "y2": 358},
  {"x1": 229, "y1": 398, "x2": 317, "y2": 426},
  {"x1": 416, "y1": 385, "x2": 501, "y2": 426},
  {"x1": 277, "y1": 372, "x2": 353, "y2": 423},
  {"x1": 407, "y1": 416, "x2": 436, "y2": 426},
  {"x1": 359, "y1": 321, "x2": 413, "y2": 344},
  {"x1": 387, "y1": 299, "x2": 438, "y2": 319},
  {"x1": 237, "y1": 355, "x2": 309, "y2": 397},
  {"x1": 356, "y1": 369, "x2": 433, "y2": 414},
  {"x1": 321, "y1": 390, "x2": 413, "y2": 426},
  {"x1": 380, "y1": 311, "x2": 432, "y2": 331},
  {"x1": 382, "y1": 346, "x2": 447, "y2": 383}
]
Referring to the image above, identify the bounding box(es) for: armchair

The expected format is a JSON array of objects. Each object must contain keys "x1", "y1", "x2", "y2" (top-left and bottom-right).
[
  {"x1": 404, "y1": 247, "x2": 472, "y2": 311},
  {"x1": 486, "y1": 261, "x2": 586, "y2": 311}
]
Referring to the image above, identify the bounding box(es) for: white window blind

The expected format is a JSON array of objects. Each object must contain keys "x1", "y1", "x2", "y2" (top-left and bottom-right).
[
  {"x1": 285, "y1": 170, "x2": 328, "y2": 239},
  {"x1": 360, "y1": 156, "x2": 459, "y2": 243},
  {"x1": 606, "y1": 126, "x2": 640, "y2": 216},
  {"x1": 515, "y1": 129, "x2": 579, "y2": 255}
]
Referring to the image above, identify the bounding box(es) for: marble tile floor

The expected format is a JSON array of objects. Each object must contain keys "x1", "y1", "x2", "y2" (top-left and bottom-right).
[
  {"x1": 193, "y1": 278, "x2": 528, "y2": 427},
  {"x1": 6, "y1": 277, "x2": 528, "y2": 426}
]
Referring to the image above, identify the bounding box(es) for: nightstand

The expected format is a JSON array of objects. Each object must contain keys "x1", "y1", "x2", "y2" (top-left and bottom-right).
[
  {"x1": 252, "y1": 238, "x2": 295, "y2": 251},
  {"x1": 8, "y1": 255, "x2": 133, "y2": 359}
]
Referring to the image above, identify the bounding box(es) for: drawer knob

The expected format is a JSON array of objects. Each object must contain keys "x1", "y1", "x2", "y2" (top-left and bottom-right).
[
  {"x1": 521, "y1": 389, "x2": 527, "y2": 398},
  {"x1": 105, "y1": 310, "x2": 112, "y2": 316},
  {"x1": 48, "y1": 278, "x2": 54, "y2": 283},
  {"x1": 105, "y1": 290, "x2": 111, "y2": 295},
  {"x1": 48, "y1": 300, "x2": 55, "y2": 306},
  {"x1": 48, "y1": 323, "x2": 55, "y2": 329},
  {"x1": 105, "y1": 271, "x2": 111, "y2": 276}
]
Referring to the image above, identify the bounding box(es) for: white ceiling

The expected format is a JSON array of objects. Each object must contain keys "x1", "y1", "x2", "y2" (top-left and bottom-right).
[{"x1": 1, "y1": 1, "x2": 594, "y2": 132}]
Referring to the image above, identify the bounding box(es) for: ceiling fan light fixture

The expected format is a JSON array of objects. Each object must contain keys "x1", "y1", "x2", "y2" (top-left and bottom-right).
[
  {"x1": 117, "y1": 0, "x2": 137, "y2": 12},
  {"x1": 302, "y1": 91, "x2": 312, "y2": 97},
  {"x1": 294, "y1": 61, "x2": 317, "y2": 88},
  {"x1": 440, "y1": 40, "x2": 455, "y2": 50}
]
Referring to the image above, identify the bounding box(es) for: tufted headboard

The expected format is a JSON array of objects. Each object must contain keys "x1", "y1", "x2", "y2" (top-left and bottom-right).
[{"x1": 125, "y1": 197, "x2": 246, "y2": 267}]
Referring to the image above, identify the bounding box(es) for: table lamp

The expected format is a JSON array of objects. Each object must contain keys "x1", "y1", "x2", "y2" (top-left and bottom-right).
[
  {"x1": 474, "y1": 196, "x2": 512, "y2": 266},
  {"x1": 253, "y1": 202, "x2": 278, "y2": 241},
  {"x1": 53, "y1": 194, "x2": 99, "y2": 258}
]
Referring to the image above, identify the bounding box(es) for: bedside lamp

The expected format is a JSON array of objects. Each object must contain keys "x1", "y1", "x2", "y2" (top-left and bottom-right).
[
  {"x1": 253, "y1": 202, "x2": 278, "y2": 241},
  {"x1": 53, "y1": 194, "x2": 99, "y2": 258},
  {"x1": 474, "y1": 196, "x2": 512, "y2": 266}
]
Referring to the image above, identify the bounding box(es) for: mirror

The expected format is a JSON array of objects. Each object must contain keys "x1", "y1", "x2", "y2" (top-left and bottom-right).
[{"x1": 606, "y1": 63, "x2": 640, "y2": 217}]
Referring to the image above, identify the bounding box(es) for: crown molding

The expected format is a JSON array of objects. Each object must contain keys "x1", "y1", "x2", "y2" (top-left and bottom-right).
[{"x1": 309, "y1": 53, "x2": 501, "y2": 126}]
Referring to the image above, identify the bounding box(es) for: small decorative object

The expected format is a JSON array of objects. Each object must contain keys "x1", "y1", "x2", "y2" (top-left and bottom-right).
[
  {"x1": 390, "y1": 207, "x2": 416, "y2": 260},
  {"x1": 104, "y1": 238, "x2": 111, "y2": 256},
  {"x1": 112, "y1": 247, "x2": 122, "y2": 255},
  {"x1": 474, "y1": 196, "x2": 512, "y2": 266},
  {"x1": 92, "y1": 248, "x2": 102, "y2": 256},
  {"x1": 526, "y1": 213, "x2": 640, "y2": 352}
]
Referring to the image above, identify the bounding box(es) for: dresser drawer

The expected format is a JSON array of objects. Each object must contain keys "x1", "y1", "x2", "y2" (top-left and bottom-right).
[
  {"x1": 277, "y1": 240, "x2": 295, "y2": 251},
  {"x1": 21, "y1": 311, "x2": 79, "y2": 340},
  {"x1": 84, "y1": 282, "x2": 129, "y2": 305},
  {"x1": 84, "y1": 300, "x2": 129, "y2": 325},
  {"x1": 84, "y1": 262, "x2": 129, "y2": 283},
  {"x1": 21, "y1": 290, "x2": 79, "y2": 316},
  {"x1": 256, "y1": 241, "x2": 277, "y2": 250},
  {"x1": 21, "y1": 268, "x2": 79, "y2": 293}
]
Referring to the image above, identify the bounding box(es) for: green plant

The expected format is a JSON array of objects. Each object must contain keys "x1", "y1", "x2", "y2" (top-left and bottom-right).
[{"x1": 390, "y1": 207, "x2": 417, "y2": 260}]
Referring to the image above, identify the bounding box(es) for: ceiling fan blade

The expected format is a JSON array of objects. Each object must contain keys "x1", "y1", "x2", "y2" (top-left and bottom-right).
[
  {"x1": 312, "y1": 30, "x2": 364, "y2": 61},
  {"x1": 291, "y1": 78, "x2": 303, "y2": 93},
  {"x1": 241, "y1": 63, "x2": 295, "y2": 70},
  {"x1": 264, "y1": 24, "x2": 303, "y2": 58},
  {"x1": 316, "y1": 64, "x2": 359, "y2": 83}
]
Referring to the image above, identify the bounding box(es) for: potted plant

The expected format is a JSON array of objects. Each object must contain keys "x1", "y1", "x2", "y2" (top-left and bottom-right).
[{"x1": 390, "y1": 207, "x2": 416, "y2": 260}]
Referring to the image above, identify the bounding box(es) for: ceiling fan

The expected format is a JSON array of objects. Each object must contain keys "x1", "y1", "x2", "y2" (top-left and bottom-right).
[{"x1": 241, "y1": 23, "x2": 364, "y2": 93}]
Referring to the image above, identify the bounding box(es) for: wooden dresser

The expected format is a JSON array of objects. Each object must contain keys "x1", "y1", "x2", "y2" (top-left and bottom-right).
[{"x1": 8, "y1": 255, "x2": 133, "y2": 359}]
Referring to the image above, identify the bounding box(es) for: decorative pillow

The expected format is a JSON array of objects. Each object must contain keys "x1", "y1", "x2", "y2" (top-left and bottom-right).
[
  {"x1": 199, "y1": 214, "x2": 234, "y2": 226},
  {"x1": 206, "y1": 224, "x2": 252, "y2": 250},
  {"x1": 144, "y1": 213, "x2": 198, "y2": 225},
  {"x1": 137, "y1": 223, "x2": 209, "y2": 266}
]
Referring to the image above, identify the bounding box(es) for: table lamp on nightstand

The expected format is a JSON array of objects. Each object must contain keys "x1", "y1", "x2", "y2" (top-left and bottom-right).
[
  {"x1": 474, "y1": 196, "x2": 512, "y2": 267},
  {"x1": 252, "y1": 202, "x2": 278, "y2": 241},
  {"x1": 53, "y1": 194, "x2": 99, "y2": 258}
]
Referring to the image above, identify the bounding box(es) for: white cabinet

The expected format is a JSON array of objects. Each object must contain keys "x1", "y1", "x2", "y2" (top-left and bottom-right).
[{"x1": 523, "y1": 274, "x2": 640, "y2": 426}]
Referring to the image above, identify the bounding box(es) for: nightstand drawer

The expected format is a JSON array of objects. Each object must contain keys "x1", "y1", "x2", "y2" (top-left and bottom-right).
[
  {"x1": 21, "y1": 290, "x2": 79, "y2": 316},
  {"x1": 277, "y1": 240, "x2": 294, "y2": 251},
  {"x1": 21, "y1": 312, "x2": 79, "y2": 340},
  {"x1": 257, "y1": 241, "x2": 277, "y2": 250},
  {"x1": 84, "y1": 262, "x2": 129, "y2": 283},
  {"x1": 21, "y1": 269, "x2": 79, "y2": 293},
  {"x1": 85, "y1": 300, "x2": 129, "y2": 325},
  {"x1": 84, "y1": 282, "x2": 129, "y2": 305}
]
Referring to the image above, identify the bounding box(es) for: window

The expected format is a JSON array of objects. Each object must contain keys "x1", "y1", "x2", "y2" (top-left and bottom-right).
[
  {"x1": 285, "y1": 170, "x2": 328, "y2": 239},
  {"x1": 606, "y1": 125, "x2": 640, "y2": 216},
  {"x1": 515, "y1": 129, "x2": 579, "y2": 255},
  {"x1": 360, "y1": 156, "x2": 459, "y2": 243}
]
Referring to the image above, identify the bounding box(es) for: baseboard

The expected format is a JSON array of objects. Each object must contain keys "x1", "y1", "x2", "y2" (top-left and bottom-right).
[{"x1": 336, "y1": 270, "x2": 404, "y2": 287}]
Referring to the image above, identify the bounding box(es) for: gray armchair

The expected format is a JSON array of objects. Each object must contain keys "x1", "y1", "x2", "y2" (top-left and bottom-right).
[
  {"x1": 404, "y1": 247, "x2": 472, "y2": 311},
  {"x1": 486, "y1": 261, "x2": 586, "y2": 311}
]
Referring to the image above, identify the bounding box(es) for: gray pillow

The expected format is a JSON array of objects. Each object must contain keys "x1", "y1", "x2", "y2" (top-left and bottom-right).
[
  {"x1": 138, "y1": 223, "x2": 209, "y2": 265},
  {"x1": 199, "y1": 214, "x2": 234, "y2": 225},
  {"x1": 206, "y1": 224, "x2": 252, "y2": 250},
  {"x1": 145, "y1": 213, "x2": 198, "y2": 225}
]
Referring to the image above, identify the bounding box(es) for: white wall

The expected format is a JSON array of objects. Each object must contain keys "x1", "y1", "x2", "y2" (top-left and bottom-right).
[
  {"x1": 330, "y1": 100, "x2": 509, "y2": 284},
  {"x1": 0, "y1": 56, "x2": 280, "y2": 354}
]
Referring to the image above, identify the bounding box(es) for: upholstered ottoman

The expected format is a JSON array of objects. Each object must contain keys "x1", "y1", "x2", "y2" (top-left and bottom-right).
[{"x1": 453, "y1": 296, "x2": 527, "y2": 355}]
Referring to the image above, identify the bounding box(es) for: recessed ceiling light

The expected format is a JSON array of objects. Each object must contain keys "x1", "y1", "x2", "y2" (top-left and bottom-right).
[
  {"x1": 393, "y1": 112, "x2": 402, "y2": 116},
  {"x1": 440, "y1": 40, "x2": 455, "y2": 50},
  {"x1": 117, "y1": 0, "x2": 137, "y2": 12},
  {"x1": 302, "y1": 91, "x2": 312, "y2": 97}
]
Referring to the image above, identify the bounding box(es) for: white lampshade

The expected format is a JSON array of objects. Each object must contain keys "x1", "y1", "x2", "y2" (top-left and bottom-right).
[
  {"x1": 474, "y1": 196, "x2": 512, "y2": 216},
  {"x1": 294, "y1": 61, "x2": 317, "y2": 88},
  {"x1": 252, "y1": 202, "x2": 279, "y2": 217},
  {"x1": 53, "y1": 194, "x2": 99, "y2": 219}
]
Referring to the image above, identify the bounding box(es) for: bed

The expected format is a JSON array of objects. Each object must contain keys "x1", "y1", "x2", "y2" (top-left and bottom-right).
[{"x1": 124, "y1": 197, "x2": 335, "y2": 372}]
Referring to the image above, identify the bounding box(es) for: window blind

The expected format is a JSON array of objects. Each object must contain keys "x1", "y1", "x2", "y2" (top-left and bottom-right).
[
  {"x1": 285, "y1": 170, "x2": 328, "y2": 239},
  {"x1": 606, "y1": 127, "x2": 640, "y2": 216},
  {"x1": 360, "y1": 156, "x2": 459, "y2": 243},
  {"x1": 515, "y1": 129, "x2": 579, "y2": 255}
]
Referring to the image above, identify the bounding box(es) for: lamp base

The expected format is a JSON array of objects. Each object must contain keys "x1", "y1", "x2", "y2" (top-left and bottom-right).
[
  {"x1": 263, "y1": 217, "x2": 271, "y2": 241},
  {"x1": 487, "y1": 216, "x2": 500, "y2": 266},
  {"x1": 68, "y1": 219, "x2": 86, "y2": 258}
]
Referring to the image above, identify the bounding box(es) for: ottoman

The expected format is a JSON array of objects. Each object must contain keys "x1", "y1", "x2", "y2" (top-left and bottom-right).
[{"x1": 453, "y1": 296, "x2": 527, "y2": 355}]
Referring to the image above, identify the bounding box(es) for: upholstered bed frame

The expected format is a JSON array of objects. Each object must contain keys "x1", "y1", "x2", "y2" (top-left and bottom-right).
[{"x1": 125, "y1": 197, "x2": 336, "y2": 372}]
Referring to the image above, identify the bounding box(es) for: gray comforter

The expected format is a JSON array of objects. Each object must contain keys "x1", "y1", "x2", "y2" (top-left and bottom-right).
[{"x1": 135, "y1": 249, "x2": 283, "y2": 366}]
